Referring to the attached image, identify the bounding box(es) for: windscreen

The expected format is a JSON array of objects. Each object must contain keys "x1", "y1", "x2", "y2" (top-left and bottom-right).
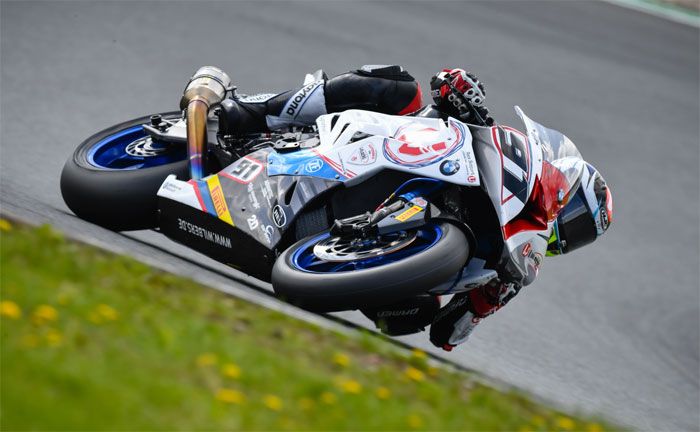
[{"x1": 515, "y1": 106, "x2": 585, "y2": 220}]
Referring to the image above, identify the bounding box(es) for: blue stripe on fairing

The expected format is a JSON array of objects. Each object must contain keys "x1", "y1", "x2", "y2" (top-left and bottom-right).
[{"x1": 193, "y1": 180, "x2": 217, "y2": 215}]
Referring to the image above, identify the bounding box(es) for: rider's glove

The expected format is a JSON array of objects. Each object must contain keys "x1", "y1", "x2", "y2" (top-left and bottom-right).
[
  {"x1": 429, "y1": 68, "x2": 494, "y2": 126},
  {"x1": 429, "y1": 281, "x2": 518, "y2": 351}
]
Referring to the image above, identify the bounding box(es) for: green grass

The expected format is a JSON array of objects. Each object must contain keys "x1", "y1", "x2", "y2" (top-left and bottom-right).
[{"x1": 0, "y1": 219, "x2": 614, "y2": 431}]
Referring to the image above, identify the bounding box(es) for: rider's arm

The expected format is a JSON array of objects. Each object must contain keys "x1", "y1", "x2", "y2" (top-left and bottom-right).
[
  {"x1": 217, "y1": 65, "x2": 423, "y2": 134},
  {"x1": 428, "y1": 229, "x2": 549, "y2": 350}
]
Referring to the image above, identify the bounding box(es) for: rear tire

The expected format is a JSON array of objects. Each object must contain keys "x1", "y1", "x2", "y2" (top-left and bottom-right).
[
  {"x1": 272, "y1": 221, "x2": 469, "y2": 312},
  {"x1": 60, "y1": 112, "x2": 188, "y2": 231}
]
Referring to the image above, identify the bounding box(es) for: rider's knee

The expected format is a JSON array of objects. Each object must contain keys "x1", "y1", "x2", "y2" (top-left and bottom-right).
[{"x1": 325, "y1": 65, "x2": 423, "y2": 115}]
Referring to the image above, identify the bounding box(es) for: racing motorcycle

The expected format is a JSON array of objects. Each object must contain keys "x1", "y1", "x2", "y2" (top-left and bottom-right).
[{"x1": 61, "y1": 66, "x2": 585, "y2": 311}]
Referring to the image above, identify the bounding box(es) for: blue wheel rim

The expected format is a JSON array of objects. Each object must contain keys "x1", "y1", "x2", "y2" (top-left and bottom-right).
[
  {"x1": 86, "y1": 125, "x2": 186, "y2": 170},
  {"x1": 291, "y1": 224, "x2": 443, "y2": 273}
]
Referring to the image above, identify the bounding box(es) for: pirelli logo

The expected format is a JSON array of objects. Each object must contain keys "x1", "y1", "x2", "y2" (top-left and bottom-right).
[
  {"x1": 395, "y1": 205, "x2": 423, "y2": 222},
  {"x1": 206, "y1": 175, "x2": 234, "y2": 226}
]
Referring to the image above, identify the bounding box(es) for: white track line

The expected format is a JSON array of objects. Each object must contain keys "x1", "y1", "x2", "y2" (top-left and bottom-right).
[{"x1": 601, "y1": 0, "x2": 700, "y2": 28}]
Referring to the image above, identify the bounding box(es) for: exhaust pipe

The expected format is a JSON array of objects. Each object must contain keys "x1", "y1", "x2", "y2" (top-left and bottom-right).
[{"x1": 180, "y1": 66, "x2": 232, "y2": 180}]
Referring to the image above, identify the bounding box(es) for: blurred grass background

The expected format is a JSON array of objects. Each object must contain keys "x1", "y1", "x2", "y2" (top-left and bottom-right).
[{"x1": 0, "y1": 218, "x2": 615, "y2": 431}]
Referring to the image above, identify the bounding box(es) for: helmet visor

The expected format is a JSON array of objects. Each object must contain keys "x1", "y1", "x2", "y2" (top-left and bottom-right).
[{"x1": 555, "y1": 188, "x2": 598, "y2": 253}]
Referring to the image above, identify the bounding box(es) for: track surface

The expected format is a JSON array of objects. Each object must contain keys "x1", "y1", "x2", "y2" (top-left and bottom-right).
[{"x1": 2, "y1": 2, "x2": 698, "y2": 430}]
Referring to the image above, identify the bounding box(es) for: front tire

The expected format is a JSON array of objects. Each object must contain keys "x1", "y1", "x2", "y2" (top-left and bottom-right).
[
  {"x1": 60, "y1": 112, "x2": 188, "y2": 231},
  {"x1": 272, "y1": 222, "x2": 469, "y2": 312}
]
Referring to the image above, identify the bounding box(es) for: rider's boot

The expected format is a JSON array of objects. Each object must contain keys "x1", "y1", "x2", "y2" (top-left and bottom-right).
[{"x1": 429, "y1": 281, "x2": 520, "y2": 350}]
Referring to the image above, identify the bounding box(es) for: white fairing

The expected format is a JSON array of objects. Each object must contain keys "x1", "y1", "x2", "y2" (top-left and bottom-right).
[
  {"x1": 313, "y1": 109, "x2": 481, "y2": 187},
  {"x1": 471, "y1": 122, "x2": 543, "y2": 228}
]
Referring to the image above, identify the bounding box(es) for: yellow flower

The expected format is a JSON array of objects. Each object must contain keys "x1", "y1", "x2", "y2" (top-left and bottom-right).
[
  {"x1": 96, "y1": 304, "x2": 118, "y2": 321},
  {"x1": 407, "y1": 414, "x2": 424, "y2": 429},
  {"x1": 196, "y1": 352, "x2": 218, "y2": 367},
  {"x1": 531, "y1": 415, "x2": 545, "y2": 426},
  {"x1": 411, "y1": 348, "x2": 427, "y2": 359},
  {"x1": 556, "y1": 416, "x2": 576, "y2": 430},
  {"x1": 298, "y1": 397, "x2": 315, "y2": 411},
  {"x1": 32, "y1": 305, "x2": 57, "y2": 325},
  {"x1": 587, "y1": 423, "x2": 604, "y2": 432},
  {"x1": 404, "y1": 366, "x2": 425, "y2": 382},
  {"x1": 21, "y1": 334, "x2": 39, "y2": 348},
  {"x1": 87, "y1": 311, "x2": 102, "y2": 324},
  {"x1": 1, "y1": 300, "x2": 22, "y2": 319},
  {"x1": 57, "y1": 293, "x2": 72, "y2": 306},
  {"x1": 332, "y1": 352, "x2": 351, "y2": 367},
  {"x1": 215, "y1": 388, "x2": 245, "y2": 404},
  {"x1": 221, "y1": 362, "x2": 241, "y2": 379},
  {"x1": 0, "y1": 219, "x2": 12, "y2": 232},
  {"x1": 375, "y1": 386, "x2": 391, "y2": 400},
  {"x1": 337, "y1": 378, "x2": 362, "y2": 394},
  {"x1": 427, "y1": 366, "x2": 439, "y2": 377},
  {"x1": 45, "y1": 329, "x2": 63, "y2": 347},
  {"x1": 263, "y1": 394, "x2": 283, "y2": 411},
  {"x1": 320, "y1": 391, "x2": 337, "y2": 405}
]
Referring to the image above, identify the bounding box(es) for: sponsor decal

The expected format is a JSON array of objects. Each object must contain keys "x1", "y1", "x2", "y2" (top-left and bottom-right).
[
  {"x1": 246, "y1": 214, "x2": 259, "y2": 231},
  {"x1": 221, "y1": 157, "x2": 263, "y2": 184},
  {"x1": 533, "y1": 252, "x2": 543, "y2": 268},
  {"x1": 272, "y1": 205, "x2": 287, "y2": 228},
  {"x1": 177, "y1": 218, "x2": 232, "y2": 249},
  {"x1": 521, "y1": 242, "x2": 532, "y2": 257},
  {"x1": 394, "y1": 205, "x2": 423, "y2": 222},
  {"x1": 600, "y1": 206, "x2": 610, "y2": 231},
  {"x1": 377, "y1": 308, "x2": 420, "y2": 318},
  {"x1": 305, "y1": 158, "x2": 324, "y2": 173},
  {"x1": 383, "y1": 122, "x2": 464, "y2": 168},
  {"x1": 162, "y1": 181, "x2": 182, "y2": 192},
  {"x1": 260, "y1": 224, "x2": 274, "y2": 245},
  {"x1": 347, "y1": 143, "x2": 377, "y2": 166},
  {"x1": 261, "y1": 180, "x2": 275, "y2": 206},
  {"x1": 439, "y1": 159, "x2": 460, "y2": 176},
  {"x1": 285, "y1": 81, "x2": 322, "y2": 118},
  {"x1": 411, "y1": 197, "x2": 428, "y2": 207},
  {"x1": 462, "y1": 149, "x2": 478, "y2": 183},
  {"x1": 238, "y1": 93, "x2": 276, "y2": 103},
  {"x1": 247, "y1": 183, "x2": 261, "y2": 210},
  {"x1": 205, "y1": 175, "x2": 234, "y2": 226}
]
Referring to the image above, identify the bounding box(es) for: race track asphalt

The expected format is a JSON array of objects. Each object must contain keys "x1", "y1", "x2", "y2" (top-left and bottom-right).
[{"x1": 1, "y1": 1, "x2": 698, "y2": 430}]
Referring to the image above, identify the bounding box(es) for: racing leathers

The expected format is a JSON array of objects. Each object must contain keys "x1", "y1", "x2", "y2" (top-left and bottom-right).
[{"x1": 217, "y1": 65, "x2": 539, "y2": 351}]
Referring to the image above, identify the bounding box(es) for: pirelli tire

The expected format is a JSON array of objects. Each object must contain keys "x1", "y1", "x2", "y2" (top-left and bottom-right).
[
  {"x1": 60, "y1": 112, "x2": 188, "y2": 231},
  {"x1": 272, "y1": 221, "x2": 469, "y2": 312}
]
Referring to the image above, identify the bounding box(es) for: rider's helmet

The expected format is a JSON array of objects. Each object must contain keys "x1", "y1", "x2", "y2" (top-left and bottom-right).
[
  {"x1": 548, "y1": 163, "x2": 613, "y2": 255},
  {"x1": 430, "y1": 68, "x2": 486, "y2": 117}
]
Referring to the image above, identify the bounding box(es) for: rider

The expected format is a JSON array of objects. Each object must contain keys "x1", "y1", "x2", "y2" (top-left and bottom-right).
[{"x1": 217, "y1": 65, "x2": 613, "y2": 351}]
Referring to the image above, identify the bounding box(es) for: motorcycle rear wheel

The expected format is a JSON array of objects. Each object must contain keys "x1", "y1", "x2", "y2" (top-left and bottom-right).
[
  {"x1": 272, "y1": 221, "x2": 469, "y2": 311},
  {"x1": 60, "y1": 112, "x2": 188, "y2": 231}
]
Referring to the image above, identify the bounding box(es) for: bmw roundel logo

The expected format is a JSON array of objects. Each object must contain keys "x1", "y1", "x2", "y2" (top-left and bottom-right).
[{"x1": 439, "y1": 159, "x2": 460, "y2": 176}]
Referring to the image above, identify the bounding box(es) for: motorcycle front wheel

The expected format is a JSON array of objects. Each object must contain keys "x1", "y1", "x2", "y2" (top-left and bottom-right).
[
  {"x1": 272, "y1": 221, "x2": 469, "y2": 311},
  {"x1": 60, "y1": 112, "x2": 188, "y2": 231}
]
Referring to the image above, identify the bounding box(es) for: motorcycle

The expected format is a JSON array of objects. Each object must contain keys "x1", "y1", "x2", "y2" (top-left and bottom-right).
[{"x1": 61, "y1": 66, "x2": 585, "y2": 311}]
